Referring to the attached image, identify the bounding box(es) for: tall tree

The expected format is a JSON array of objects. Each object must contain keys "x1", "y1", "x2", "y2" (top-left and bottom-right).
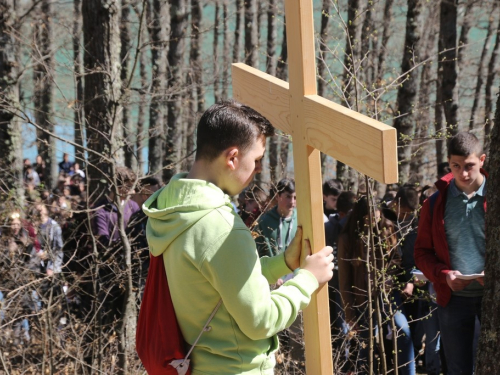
[
  {"x1": 33, "y1": 0, "x2": 56, "y2": 188},
  {"x1": 412, "y1": 2, "x2": 439, "y2": 182},
  {"x1": 233, "y1": 0, "x2": 243, "y2": 63},
  {"x1": 82, "y1": 0, "x2": 123, "y2": 195},
  {"x1": 213, "y1": 0, "x2": 220, "y2": 103},
  {"x1": 137, "y1": 42, "x2": 147, "y2": 174},
  {"x1": 73, "y1": 0, "x2": 84, "y2": 165},
  {"x1": 317, "y1": 0, "x2": 330, "y2": 98},
  {"x1": 338, "y1": 0, "x2": 360, "y2": 188},
  {"x1": 266, "y1": 0, "x2": 277, "y2": 77},
  {"x1": 469, "y1": 4, "x2": 497, "y2": 130},
  {"x1": 146, "y1": 0, "x2": 168, "y2": 178},
  {"x1": 393, "y1": 0, "x2": 422, "y2": 184},
  {"x1": 244, "y1": 0, "x2": 258, "y2": 67},
  {"x1": 120, "y1": 0, "x2": 136, "y2": 170},
  {"x1": 0, "y1": 0, "x2": 22, "y2": 198},
  {"x1": 439, "y1": 0, "x2": 459, "y2": 134},
  {"x1": 267, "y1": 0, "x2": 279, "y2": 182},
  {"x1": 164, "y1": 0, "x2": 187, "y2": 181},
  {"x1": 475, "y1": 81, "x2": 500, "y2": 375},
  {"x1": 186, "y1": 0, "x2": 203, "y2": 170},
  {"x1": 483, "y1": 13, "x2": 500, "y2": 152},
  {"x1": 221, "y1": 0, "x2": 230, "y2": 99},
  {"x1": 376, "y1": 0, "x2": 394, "y2": 85}
]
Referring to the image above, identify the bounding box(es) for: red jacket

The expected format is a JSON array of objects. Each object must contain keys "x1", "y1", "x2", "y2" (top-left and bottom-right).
[{"x1": 414, "y1": 171, "x2": 487, "y2": 307}]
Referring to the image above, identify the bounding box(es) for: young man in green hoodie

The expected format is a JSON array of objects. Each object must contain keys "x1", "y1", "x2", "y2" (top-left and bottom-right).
[{"x1": 143, "y1": 100, "x2": 334, "y2": 375}]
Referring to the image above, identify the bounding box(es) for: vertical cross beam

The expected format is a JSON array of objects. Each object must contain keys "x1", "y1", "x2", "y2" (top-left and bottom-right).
[{"x1": 284, "y1": 1, "x2": 333, "y2": 374}]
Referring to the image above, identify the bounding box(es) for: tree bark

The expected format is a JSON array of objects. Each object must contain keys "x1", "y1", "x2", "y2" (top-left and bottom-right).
[
  {"x1": 457, "y1": 0, "x2": 474, "y2": 73},
  {"x1": 73, "y1": 0, "x2": 85, "y2": 165},
  {"x1": 164, "y1": 0, "x2": 187, "y2": 181},
  {"x1": 475, "y1": 81, "x2": 500, "y2": 375},
  {"x1": 146, "y1": 0, "x2": 168, "y2": 178},
  {"x1": 82, "y1": 0, "x2": 123, "y2": 197},
  {"x1": 360, "y1": 1, "x2": 373, "y2": 89},
  {"x1": 120, "y1": 0, "x2": 136, "y2": 170},
  {"x1": 439, "y1": 0, "x2": 459, "y2": 134},
  {"x1": 137, "y1": 27, "x2": 148, "y2": 174},
  {"x1": 469, "y1": 3, "x2": 497, "y2": 130},
  {"x1": 233, "y1": 0, "x2": 243, "y2": 62},
  {"x1": 33, "y1": 0, "x2": 56, "y2": 189},
  {"x1": 483, "y1": 14, "x2": 500, "y2": 153},
  {"x1": 0, "y1": 0, "x2": 23, "y2": 200},
  {"x1": 213, "y1": 0, "x2": 220, "y2": 103},
  {"x1": 317, "y1": 0, "x2": 329, "y2": 97},
  {"x1": 275, "y1": 16, "x2": 287, "y2": 81},
  {"x1": 376, "y1": 0, "x2": 394, "y2": 85},
  {"x1": 186, "y1": 0, "x2": 203, "y2": 170},
  {"x1": 221, "y1": 0, "x2": 230, "y2": 99},
  {"x1": 244, "y1": 0, "x2": 258, "y2": 67},
  {"x1": 266, "y1": 0, "x2": 277, "y2": 77},
  {"x1": 411, "y1": 3, "x2": 438, "y2": 183},
  {"x1": 338, "y1": 0, "x2": 360, "y2": 185},
  {"x1": 393, "y1": 0, "x2": 422, "y2": 184}
]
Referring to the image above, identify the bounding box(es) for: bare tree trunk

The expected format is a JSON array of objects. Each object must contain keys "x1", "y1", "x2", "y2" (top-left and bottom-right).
[
  {"x1": 412, "y1": 3, "x2": 439, "y2": 183},
  {"x1": 393, "y1": 0, "x2": 422, "y2": 184},
  {"x1": 457, "y1": 0, "x2": 474, "y2": 73},
  {"x1": 73, "y1": 0, "x2": 85, "y2": 165},
  {"x1": 137, "y1": 29, "x2": 148, "y2": 174},
  {"x1": 439, "y1": 0, "x2": 459, "y2": 134},
  {"x1": 469, "y1": 3, "x2": 497, "y2": 131},
  {"x1": 266, "y1": 0, "x2": 277, "y2": 76},
  {"x1": 244, "y1": 0, "x2": 258, "y2": 67},
  {"x1": 338, "y1": 0, "x2": 360, "y2": 185},
  {"x1": 33, "y1": 0, "x2": 57, "y2": 189},
  {"x1": 146, "y1": 0, "x2": 168, "y2": 178},
  {"x1": 164, "y1": 0, "x2": 187, "y2": 181},
  {"x1": 376, "y1": 0, "x2": 394, "y2": 85},
  {"x1": 484, "y1": 14, "x2": 500, "y2": 153},
  {"x1": 186, "y1": 0, "x2": 203, "y2": 170},
  {"x1": 82, "y1": 0, "x2": 122, "y2": 197},
  {"x1": 121, "y1": 0, "x2": 136, "y2": 170},
  {"x1": 360, "y1": 1, "x2": 373, "y2": 89},
  {"x1": 0, "y1": 0, "x2": 23, "y2": 199},
  {"x1": 475, "y1": 81, "x2": 500, "y2": 375},
  {"x1": 213, "y1": 0, "x2": 220, "y2": 103},
  {"x1": 317, "y1": 0, "x2": 329, "y2": 97},
  {"x1": 275, "y1": 17, "x2": 287, "y2": 81},
  {"x1": 221, "y1": 0, "x2": 230, "y2": 99},
  {"x1": 233, "y1": 0, "x2": 243, "y2": 62},
  {"x1": 435, "y1": 75, "x2": 446, "y2": 167}
]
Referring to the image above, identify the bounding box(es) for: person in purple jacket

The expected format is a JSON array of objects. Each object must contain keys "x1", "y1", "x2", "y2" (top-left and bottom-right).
[
  {"x1": 92, "y1": 166, "x2": 140, "y2": 326},
  {"x1": 92, "y1": 167, "x2": 140, "y2": 245}
]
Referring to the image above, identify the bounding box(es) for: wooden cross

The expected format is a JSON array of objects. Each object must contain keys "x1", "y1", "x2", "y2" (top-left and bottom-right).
[{"x1": 232, "y1": 0, "x2": 398, "y2": 373}]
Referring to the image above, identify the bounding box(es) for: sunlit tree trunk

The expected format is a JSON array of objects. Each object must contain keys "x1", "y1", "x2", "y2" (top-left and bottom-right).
[
  {"x1": 393, "y1": 0, "x2": 422, "y2": 184},
  {"x1": 0, "y1": 0, "x2": 23, "y2": 200},
  {"x1": 33, "y1": 0, "x2": 57, "y2": 188}
]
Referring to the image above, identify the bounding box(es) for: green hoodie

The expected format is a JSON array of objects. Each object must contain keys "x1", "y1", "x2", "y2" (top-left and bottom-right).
[{"x1": 143, "y1": 173, "x2": 318, "y2": 375}]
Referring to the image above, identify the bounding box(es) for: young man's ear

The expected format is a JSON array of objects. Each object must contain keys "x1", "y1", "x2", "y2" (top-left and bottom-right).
[
  {"x1": 225, "y1": 147, "x2": 239, "y2": 171},
  {"x1": 479, "y1": 153, "x2": 486, "y2": 166}
]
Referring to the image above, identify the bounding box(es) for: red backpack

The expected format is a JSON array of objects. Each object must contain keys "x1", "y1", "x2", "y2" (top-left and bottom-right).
[{"x1": 136, "y1": 253, "x2": 191, "y2": 375}]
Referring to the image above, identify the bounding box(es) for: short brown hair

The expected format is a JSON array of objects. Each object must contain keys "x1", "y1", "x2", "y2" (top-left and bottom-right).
[
  {"x1": 195, "y1": 100, "x2": 275, "y2": 161},
  {"x1": 447, "y1": 132, "x2": 483, "y2": 158}
]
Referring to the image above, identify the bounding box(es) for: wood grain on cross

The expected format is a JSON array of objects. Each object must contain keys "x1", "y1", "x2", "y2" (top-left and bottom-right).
[{"x1": 232, "y1": 0, "x2": 398, "y2": 373}]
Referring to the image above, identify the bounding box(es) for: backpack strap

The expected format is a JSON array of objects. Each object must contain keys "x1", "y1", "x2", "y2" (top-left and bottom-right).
[
  {"x1": 429, "y1": 191, "x2": 439, "y2": 221},
  {"x1": 170, "y1": 299, "x2": 223, "y2": 374}
]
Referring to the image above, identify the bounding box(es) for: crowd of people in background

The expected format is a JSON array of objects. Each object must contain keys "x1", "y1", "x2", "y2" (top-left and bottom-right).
[{"x1": 1, "y1": 132, "x2": 486, "y2": 375}]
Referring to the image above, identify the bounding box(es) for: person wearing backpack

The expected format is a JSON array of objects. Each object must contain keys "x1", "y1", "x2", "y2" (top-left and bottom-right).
[
  {"x1": 141, "y1": 100, "x2": 334, "y2": 375},
  {"x1": 414, "y1": 132, "x2": 487, "y2": 375}
]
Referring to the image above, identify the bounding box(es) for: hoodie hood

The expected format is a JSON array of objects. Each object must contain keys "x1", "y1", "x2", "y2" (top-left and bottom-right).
[{"x1": 143, "y1": 173, "x2": 233, "y2": 257}]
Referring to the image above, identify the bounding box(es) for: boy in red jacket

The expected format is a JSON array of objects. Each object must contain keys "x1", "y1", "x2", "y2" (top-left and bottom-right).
[{"x1": 414, "y1": 132, "x2": 486, "y2": 375}]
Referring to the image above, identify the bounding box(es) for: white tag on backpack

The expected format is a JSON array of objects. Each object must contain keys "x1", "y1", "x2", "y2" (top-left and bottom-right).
[{"x1": 169, "y1": 359, "x2": 190, "y2": 375}]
